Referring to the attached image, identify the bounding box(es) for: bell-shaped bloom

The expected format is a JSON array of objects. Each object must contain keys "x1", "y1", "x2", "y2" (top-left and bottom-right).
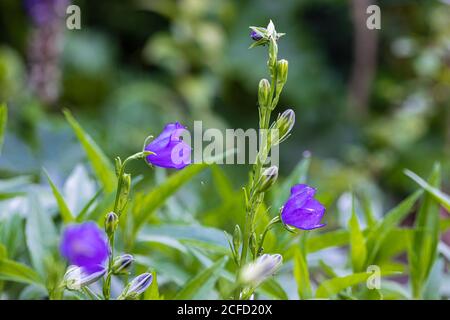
[
  {"x1": 60, "y1": 222, "x2": 110, "y2": 274},
  {"x1": 281, "y1": 184, "x2": 326, "y2": 230},
  {"x1": 145, "y1": 122, "x2": 191, "y2": 170}
]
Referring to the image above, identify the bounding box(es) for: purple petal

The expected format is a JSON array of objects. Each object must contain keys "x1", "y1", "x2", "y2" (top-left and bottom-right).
[{"x1": 60, "y1": 222, "x2": 109, "y2": 274}]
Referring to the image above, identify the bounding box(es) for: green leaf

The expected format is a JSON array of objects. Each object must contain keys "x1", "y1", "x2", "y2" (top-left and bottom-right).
[
  {"x1": 405, "y1": 168, "x2": 450, "y2": 212},
  {"x1": 306, "y1": 230, "x2": 349, "y2": 253},
  {"x1": 76, "y1": 188, "x2": 103, "y2": 222},
  {"x1": 138, "y1": 224, "x2": 228, "y2": 249},
  {"x1": 143, "y1": 271, "x2": 161, "y2": 300},
  {"x1": 293, "y1": 246, "x2": 312, "y2": 299},
  {"x1": 64, "y1": 110, "x2": 116, "y2": 193},
  {"x1": 173, "y1": 256, "x2": 228, "y2": 300},
  {"x1": 366, "y1": 190, "x2": 422, "y2": 264},
  {"x1": 44, "y1": 169, "x2": 74, "y2": 223},
  {"x1": 258, "y1": 278, "x2": 288, "y2": 300},
  {"x1": 0, "y1": 103, "x2": 7, "y2": 155},
  {"x1": 410, "y1": 164, "x2": 441, "y2": 299},
  {"x1": 25, "y1": 194, "x2": 58, "y2": 277},
  {"x1": 0, "y1": 213, "x2": 23, "y2": 259},
  {"x1": 0, "y1": 258, "x2": 43, "y2": 286},
  {"x1": 315, "y1": 272, "x2": 371, "y2": 299},
  {"x1": 349, "y1": 197, "x2": 367, "y2": 272},
  {"x1": 133, "y1": 164, "x2": 209, "y2": 232}
]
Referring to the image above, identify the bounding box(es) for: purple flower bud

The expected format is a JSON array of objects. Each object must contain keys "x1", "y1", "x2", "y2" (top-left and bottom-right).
[
  {"x1": 60, "y1": 222, "x2": 110, "y2": 274},
  {"x1": 145, "y1": 122, "x2": 191, "y2": 170},
  {"x1": 112, "y1": 254, "x2": 134, "y2": 274},
  {"x1": 281, "y1": 184, "x2": 326, "y2": 230},
  {"x1": 250, "y1": 30, "x2": 263, "y2": 41},
  {"x1": 119, "y1": 273, "x2": 153, "y2": 299}
]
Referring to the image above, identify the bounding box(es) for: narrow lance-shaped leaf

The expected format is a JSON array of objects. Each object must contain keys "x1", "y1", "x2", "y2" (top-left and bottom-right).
[
  {"x1": 365, "y1": 190, "x2": 422, "y2": 265},
  {"x1": 64, "y1": 110, "x2": 116, "y2": 193},
  {"x1": 293, "y1": 237, "x2": 312, "y2": 299},
  {"x1": 0, "y1": 258, "x2": 44, "y2": 286},
  {"x1": 44, "y1": 169, "x2": 74, "y2": 223},
  {"x1": 133, "y1": 164, "x2": 208, "y2": 232},
  {"x1": 405, "y1": 168, "x2": 450, "y2": 212},
  {"x1": 349, "y1": 196, "x2": 367, "y2": 272},
  {"x1": 410, "y1": 164, "x2": 441, "y2": 299},
  {"x1": 173, "y1": 256, "x2": 228, "y2": 300}
]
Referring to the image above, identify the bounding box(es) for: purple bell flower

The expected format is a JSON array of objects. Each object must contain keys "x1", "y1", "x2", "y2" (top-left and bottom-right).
[
  {"x1": 145, "y1": 122, "x2": 191, "y2": 170},
  {"x1": 60, "y1": 222, "x2": 110, "y2": 274},
  {"x1": 250, "y1": 30, "x2": 263, "y2": 41},
  {"x1": 280, "y1": 184, "x2": 326, "y2": 230}
]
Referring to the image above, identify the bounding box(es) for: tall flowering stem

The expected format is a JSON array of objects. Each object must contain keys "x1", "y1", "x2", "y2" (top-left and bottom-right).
[
  {"x1": 233, "y1": 21, "x2": 290, "y2": 299},
  {"x1": 102, "y1": 151, "x2": 151, "y2": 300}
]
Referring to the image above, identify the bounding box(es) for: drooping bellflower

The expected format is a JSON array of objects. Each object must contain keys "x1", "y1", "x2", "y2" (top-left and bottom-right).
[
  {"x1": 60, "y1": 222, "x2": 110, "y2": 274},
  {"x1": 280, "y1": 184, "x2": 326, "y2": 230},
  {"x1": 145, "y1": 122, "x2": 191, "y2": 170}
]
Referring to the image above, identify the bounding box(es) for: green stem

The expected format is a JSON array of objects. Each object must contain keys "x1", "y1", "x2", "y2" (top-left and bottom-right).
[
  {"x1": 103, "y1": 151, "x2": 146, "y2": 300},
  {"x1": 235, "y1": 40, "x2": 279, "y2": 300},
  {"x1": 256, "y1": 215, "x2": 281, "y2": 255}
]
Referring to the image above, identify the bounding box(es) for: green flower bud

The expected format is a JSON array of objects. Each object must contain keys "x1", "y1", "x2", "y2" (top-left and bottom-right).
[
  {"x1": 117, "y1": 173, "x2": 131, "y2": 215},
  {"x1": 104, "y1": 211, "x2": 119, "y2": 236},
  {"x1": 271, "y1": 109, "x2": 295, "y2": 145},
  {"x1": 112, "y1": 254, "x2": 134, "y2": 274},
  {"x1": 249, "y1": 232, "x2": 257, "y2": 257},
  {"x1": 258, "y1": 166, "x2": 278, "y2": 192},
  {"x1": 233, "y1": 225, "x2": 242, "y2": 255},
  {"x1": 258, "y1": 79, "x2": 271, "y2": 109},
  {"x1": 276, "y1": 59, "x2": 288, "y2": 91},
  {"x1": 114, "y1": 157, "x2": 122, "y2": 177}
]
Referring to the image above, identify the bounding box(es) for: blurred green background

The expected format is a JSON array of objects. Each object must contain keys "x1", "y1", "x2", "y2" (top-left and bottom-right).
[{"x1": 0, "y1": 0, "x2": 449, "y2": 222}]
